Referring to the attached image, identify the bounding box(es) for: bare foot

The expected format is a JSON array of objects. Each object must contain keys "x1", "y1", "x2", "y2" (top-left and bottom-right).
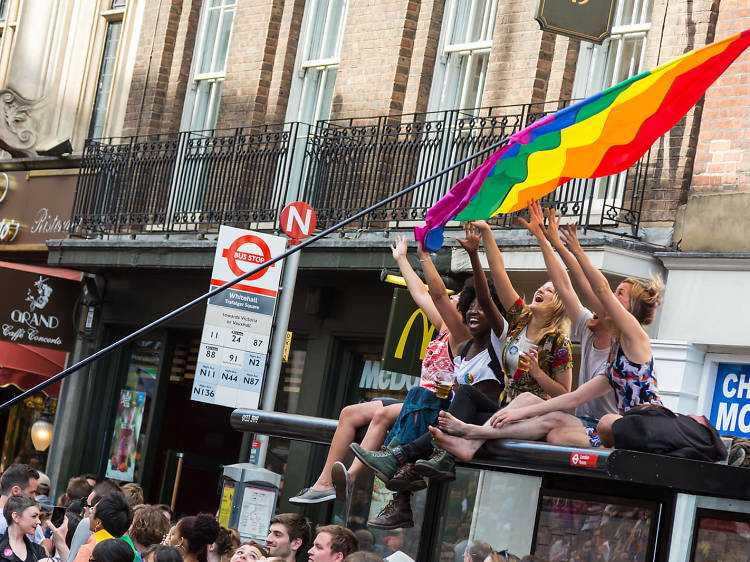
[
  {"x1": 438, "y1": 411, "x2": 470, "y2": 437},
  {"x1": 428, "y1": 426, "x2": 483, "y2": 462}
]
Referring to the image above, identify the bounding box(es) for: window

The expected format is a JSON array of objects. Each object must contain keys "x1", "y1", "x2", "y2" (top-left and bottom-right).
[
  {"x1": 431, "y1": 0, "x2": 497, "y2": 112},
  {"x1": 89, "y1": 16, "x2": 124, "y2": 138},
  {"x1": 0, "y1": 0, "x2": 9, "y2": 24},
  {"x1": 183, "y1": 0, "x2": 236, "y2": 132},
  {"x1": 690, "y1": 509, "x2": 750, "y2": 562},
  {"x1": 294, "y1": 0, "x2": 347, "y2": 124},
  {"x1": 572, "y1": 0, "x2": 654, "y2": 98}
]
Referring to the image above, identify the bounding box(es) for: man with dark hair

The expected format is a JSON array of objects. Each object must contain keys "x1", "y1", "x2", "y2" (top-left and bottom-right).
[
  {"x1": 0, "y1": 464, "x2": 40, "y2": 539},
  {"x1": 68, "y1": 480, "x2": 122, "y2": 560},
  {"x1": 65, "y1": 476, "x2": 93, "y2": 504},
  {"x1": 73, "y1": 492, "x2": 134, "y2": 562},
  {"x1": 308, "y1": 525, "x2": 358, "y2": 561},
  {"x1": 266, "y1": 513, "x2": 311, "y2": 562}
]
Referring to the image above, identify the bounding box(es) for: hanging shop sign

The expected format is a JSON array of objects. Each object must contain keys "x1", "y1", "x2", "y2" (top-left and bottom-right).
[
  {"x1": 535, "y1": 0, "x2": 616, "y2": 44},
  {"x1": 0, "y1": 170, "x2": 77, "y2": 246},
  {"x1": 710, "y1": 362, "x2": 750, "y2": 438},
  {"x1": 381, "y1": 287, "x2": 437, "y2": 378},
  {"x1": 192, "y1": 226, "x2": 286, "y2": 409},
  {"x1": 0, "y1": 266, "x2": 79, "y2": 351}
]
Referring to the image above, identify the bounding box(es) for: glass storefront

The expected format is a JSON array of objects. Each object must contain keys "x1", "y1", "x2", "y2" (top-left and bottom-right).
[{"x1": 690, "y1": 509, "x2": 750, "y2": 562}]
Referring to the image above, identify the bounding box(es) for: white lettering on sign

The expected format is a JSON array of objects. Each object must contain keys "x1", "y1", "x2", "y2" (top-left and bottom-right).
[
  {"x1": 358, "y1": 360, "x2": 420, "y2": 392},
  {"x1": 723, "y1": 373, "x2": 738, "y2": 398},
  {"x1": 285, "y1": 206, "x2": 313, "y2": 236},
  {"x1": 30, "y1": 207, "x2": 72, "y2": 234}
]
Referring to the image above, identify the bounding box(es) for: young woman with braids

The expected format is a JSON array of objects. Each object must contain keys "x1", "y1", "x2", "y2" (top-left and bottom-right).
[{"x1": 431, "y1": 211, "x2": 664, "y2": 458}]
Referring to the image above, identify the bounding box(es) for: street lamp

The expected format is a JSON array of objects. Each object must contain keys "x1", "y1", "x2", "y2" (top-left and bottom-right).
[{"x1": 30, "y1": 408, "x2": 54, "y2": 452}]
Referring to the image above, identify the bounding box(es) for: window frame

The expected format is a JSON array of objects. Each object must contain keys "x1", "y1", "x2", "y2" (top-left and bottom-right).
[
  {"x1": 286, "y1": 0, "x2": 348, "y2": 125},
  {"x1": 427, "y1": 0, "x2": 498, "y2": 113},
  {"x1": 688, "y1": 508, "x2": 750, "y2": 562},
  {"x1": 180, "y1": 0, "x2": 237, "y2": 133}
]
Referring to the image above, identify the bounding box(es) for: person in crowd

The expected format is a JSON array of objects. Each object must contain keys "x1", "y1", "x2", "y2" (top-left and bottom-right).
[
  {"x1": 142, "y1": 544, "x2": 184, "y2": 562},
  {"x1": 81, "y1": 475, "x2": 98, "y2": 489},
  {"x1": 68, "y1": 480, "x2": 121, "y2": 560},
  {"x1": 463, "y1": 541, "x2": 492, "y2": 562},
  {"x1": 64, "y1": 477, "x2": 93, "y2": 506},
  {"x1": 308, "y1": 525, "x2": 358, "y2": 562},
  {"x1": 166, "y1": 513, "x2": 220, "y2": 562},
  {"x1": 0, "y1": 494, "x2": 48, "y2": 562},
  {"x1": 91, "y1": 538, "x2": 138, "y2": 562},
  {"x1": 353, "y1": 225, "x2": 509, "y2": 528},
  {"x1": 228, "y1": 541, "x2": 267, "y2": 561},
  {"x1": 129, "y1": 504, "x2": 171, "y2": 553},
  {"x1": 430, "y1": 220, "x2": 663, "y2": 456},
  {"x1": 34, "y1": 473, "x2": 51, "y2": 507},
  {"x1": 343, "y1": 552, "x2": 384, "y2": 562},
  {"x1": 154, "y1": 505, "x2": 173, "y2": 526},
  {"x1": 352, "y1": 530, "x2": 374, "y2": 553},
  {"x1": 0, "y1": 464, "x2": 39, "y2": 536},
  {"x1": 290, "y1": 236, "x2": 471, "y2": 505},
  {"x1": 207, "y1": 526, "x2": 240, "y2": 562},
  {"x1": 63, "y1": 510, "x2": 82, "y2": 549},
  {"x1": 265, "y1": 514, "x2": 311, "y2": 562},
  {"x1": 73, "y1": 492, "x2": 134, "y2": 562},
  {"x1": 121, "y1": 483, "x2": 144, "y2": 509}
]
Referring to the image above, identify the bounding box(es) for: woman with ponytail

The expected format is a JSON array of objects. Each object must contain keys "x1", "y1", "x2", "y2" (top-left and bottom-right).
[{"x1": 167, "y1": 513, "x2": 220, "y2": 562}]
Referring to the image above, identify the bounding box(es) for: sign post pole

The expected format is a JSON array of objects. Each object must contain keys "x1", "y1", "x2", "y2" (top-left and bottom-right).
[
  {"x1": 250, "y1": 200, "x2": 316, "y2": 466},
  {"x1": 250, "y1": 247, "x2": 300, "y2": 467}
]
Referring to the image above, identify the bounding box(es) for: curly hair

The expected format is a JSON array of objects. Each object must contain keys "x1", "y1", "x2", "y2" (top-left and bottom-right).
[
  {"x1": 177, "y1": 513, "x2": 220, "y2": 562},
  {"x1": 130, "y1": 504, "x2": 171, "y2": 548},
  {"x1": 456, "y1": 277, "x2": 505, "y2": 324}
]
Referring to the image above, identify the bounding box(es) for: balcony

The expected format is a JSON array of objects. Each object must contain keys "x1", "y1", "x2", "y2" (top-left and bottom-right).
[{"x1": 70, "y1": 101, "x2": 647, "y2": 238}]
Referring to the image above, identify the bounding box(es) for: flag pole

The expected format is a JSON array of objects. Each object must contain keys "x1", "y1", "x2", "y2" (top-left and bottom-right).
[{"x1": 0, "y1": 131, "x2": 514, "y2": 413}]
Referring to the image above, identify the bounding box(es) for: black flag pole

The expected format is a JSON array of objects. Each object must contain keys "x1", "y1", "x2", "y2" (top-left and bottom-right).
[{"x1": 0, "y1": 131, "x2": 513, "y2": 413}]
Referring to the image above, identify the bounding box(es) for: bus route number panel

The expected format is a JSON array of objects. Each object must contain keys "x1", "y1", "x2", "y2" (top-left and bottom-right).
[{"x1": 192, "y1": 227, "x2": 286, "y2": 409}]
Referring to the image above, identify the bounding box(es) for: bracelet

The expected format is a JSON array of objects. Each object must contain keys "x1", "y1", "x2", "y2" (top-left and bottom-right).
[{"x1": 419, "y1": 258, "x2": 429, "y2": 263}]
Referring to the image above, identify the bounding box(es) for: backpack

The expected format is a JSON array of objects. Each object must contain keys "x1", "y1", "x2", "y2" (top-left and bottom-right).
[{"x1": 611, "y1": 404, "x2": 727, "y2": 462}]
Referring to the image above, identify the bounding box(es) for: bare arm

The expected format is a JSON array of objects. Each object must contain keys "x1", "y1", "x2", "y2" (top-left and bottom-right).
[
  {"x1": 456, "y1": 223, "x2": 507, "y2": 338},
  {"x1": 417, "y1": 246, "x2": 472, "y2": 349},
  {"x1": 546, "y1": 213, "x2": 606, "y2": 319},
  {"x1": 391, "y1": 235, "x2": 443, "y2": 330},
  {"x1": 489, "y1": 374, "x2": 612, "y2": 428},
  {"x1": 519, "y1": 200, "x2": 583, "y2": 321},
  {"x1": 561, "y1": 226, "x2": 652, "y2": 364},
  {"x1": 473, "y1": 220, "x2": 520, "y2": 311}
]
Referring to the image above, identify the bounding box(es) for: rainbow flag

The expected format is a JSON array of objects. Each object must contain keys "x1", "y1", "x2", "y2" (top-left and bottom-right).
[{"x1": 416, "y1": 29, "x2": 750, "y2": 251}]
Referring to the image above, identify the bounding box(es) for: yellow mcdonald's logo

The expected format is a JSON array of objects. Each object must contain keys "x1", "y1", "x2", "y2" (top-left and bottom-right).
[{"x1": 394, "y1": 309, "x2": 436, "y2": 361}]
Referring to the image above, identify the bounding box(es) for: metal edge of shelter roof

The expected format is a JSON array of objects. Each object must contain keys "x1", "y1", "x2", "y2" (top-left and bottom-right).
[{"x1": 229, "y1": 408, "x2": 750, "y2": 502}]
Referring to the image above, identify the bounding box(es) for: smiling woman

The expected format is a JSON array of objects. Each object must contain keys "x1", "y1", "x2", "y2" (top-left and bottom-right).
[{"x1": 0, "y1": 494, "x2": 47, "y2": 562}]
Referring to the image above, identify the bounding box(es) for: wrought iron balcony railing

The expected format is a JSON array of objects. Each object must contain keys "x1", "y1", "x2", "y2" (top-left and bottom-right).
[{"x1": 71, "y1": 101, "x2": 646, "y2": 238}]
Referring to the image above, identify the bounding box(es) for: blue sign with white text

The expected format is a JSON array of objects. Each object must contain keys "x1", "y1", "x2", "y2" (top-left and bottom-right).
[{"x1": 709, "y1": 363, "x2": 750, "y2": 438}]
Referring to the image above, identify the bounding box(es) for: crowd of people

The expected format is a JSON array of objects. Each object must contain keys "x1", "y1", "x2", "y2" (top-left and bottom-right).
[{"x1": 0, "y1": 463, "x2": 384, "y2": 561}]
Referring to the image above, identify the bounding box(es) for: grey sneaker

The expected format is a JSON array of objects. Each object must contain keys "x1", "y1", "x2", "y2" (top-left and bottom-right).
[
  {"x1": 331, "y1": 461, "x2": 351, "y2": 503},
  {"x1": 288, "y1": 486, "x2": 336, "y2": 504}
]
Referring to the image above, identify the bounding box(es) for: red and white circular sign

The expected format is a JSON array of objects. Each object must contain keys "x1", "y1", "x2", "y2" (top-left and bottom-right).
[{"x1": 280, "y1": 201, "x2": 316, "y2": 240}]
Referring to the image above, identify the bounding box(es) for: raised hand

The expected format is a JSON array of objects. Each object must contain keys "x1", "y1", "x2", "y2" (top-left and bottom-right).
[
  {"x1": 559, "y1": 222, "x2": 583, "y2": 253},
  {"x1": 544, "y1": 206, "x2": 563, "y2": 247},
  {"x1": 390, "y1": 235, "x2": 408, "y2": 261},
  {"x1": 456, "y1": 222, "x2": 481, "y2": 254},
  {"x1": 518, "y1": 198, "x2": 545, "y2": 239}
]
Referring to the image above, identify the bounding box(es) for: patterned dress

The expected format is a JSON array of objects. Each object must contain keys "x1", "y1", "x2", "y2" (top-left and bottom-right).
[
  {"x1": 605, "y1": 342, "x2": 662, "y2": 414},
  {"x1": 502, "y1": 298, "x2": 573, "y2": 401}
]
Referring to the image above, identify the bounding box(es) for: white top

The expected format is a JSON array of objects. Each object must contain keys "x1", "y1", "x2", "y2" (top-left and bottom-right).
[
  {"x1": 502, "y1": 325, "x2": 536, "y2": 377},
  {"x1": 573, "y1": 307, "x2": 618, "y2": 419},
  {"x1": 453, "y1": 319, "x2": 508, "y2": 387}
]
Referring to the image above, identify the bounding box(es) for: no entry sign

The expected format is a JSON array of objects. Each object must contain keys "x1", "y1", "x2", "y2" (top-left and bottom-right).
[{"x1": 280, "y1": 201, "x2": 316, "y2": 240}]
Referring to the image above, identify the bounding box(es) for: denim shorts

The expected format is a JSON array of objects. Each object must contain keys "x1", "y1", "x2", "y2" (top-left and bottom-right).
[{"x1": 576, "y1": 414, "x2": 600, "y2": 430}]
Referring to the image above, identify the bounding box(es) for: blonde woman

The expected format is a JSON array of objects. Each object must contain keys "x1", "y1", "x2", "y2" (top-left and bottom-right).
[{"x1": 473, "y1": 220, "x2": 572, "y2": 400}]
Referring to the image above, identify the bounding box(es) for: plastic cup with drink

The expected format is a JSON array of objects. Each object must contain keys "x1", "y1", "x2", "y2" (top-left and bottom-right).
[
  {"x1": 435, "y1": 370, "x2": 454, "y2": 399},
  {"x1": 513, "y1": 344, "x2": 539, "y2": 380}
]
